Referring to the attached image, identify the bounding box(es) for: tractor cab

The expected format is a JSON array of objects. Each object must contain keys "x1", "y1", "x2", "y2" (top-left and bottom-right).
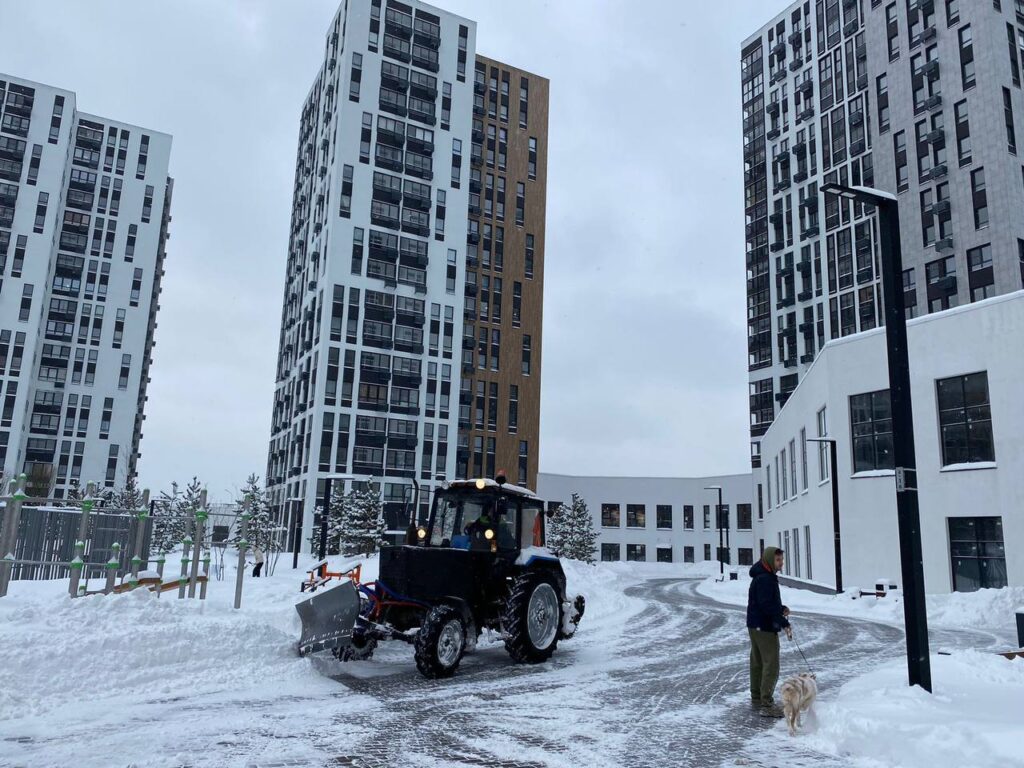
[{"x1": 422, "y1": 478, "x2": 545, "y2": 555}]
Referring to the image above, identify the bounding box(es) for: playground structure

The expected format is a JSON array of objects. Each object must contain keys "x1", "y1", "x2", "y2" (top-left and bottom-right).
[{"x1": 0, "y1": 473, "x2": 257, "y2": 608}]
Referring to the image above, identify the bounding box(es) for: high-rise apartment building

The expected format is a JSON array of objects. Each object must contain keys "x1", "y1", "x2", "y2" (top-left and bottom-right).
[
  {"x1": 458, "y1": 57, "x2": 547, "y2": 491},
  {"x1": 0, "y1": 74, "x2": 172, "y2": 496},
  {"x1": 267, "y1": 0, "x2": 547, "y2": 549},
  {"x1": 742, "y1": 0, "x2": 1024, "y2": 479}
]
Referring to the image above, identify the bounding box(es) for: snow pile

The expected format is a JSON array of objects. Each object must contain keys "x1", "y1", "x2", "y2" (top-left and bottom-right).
[
  {"x1": 0, "y1": 554, "x2": 381, "y2": 767},
  {"x1": 798, "y1": 651, "x2": 1024, "y2": 768},
  {"x1": 697, "y1": 572, "x2": 1024, "y2": 644}
]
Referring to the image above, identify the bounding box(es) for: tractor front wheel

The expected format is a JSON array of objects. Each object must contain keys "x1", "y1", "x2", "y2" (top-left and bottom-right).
[
  {"x1": 414, "y1": 605, "x2": 466, "y2": 679},
  {"x1": 333, "y1": 631, "x2": 377, "y2": 662},
  {"x1": 503, "y1": 573, "x2": 561, "y2": 664}
]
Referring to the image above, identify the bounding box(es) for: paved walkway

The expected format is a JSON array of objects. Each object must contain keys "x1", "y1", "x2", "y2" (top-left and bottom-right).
[{"x1": 316, "y1": 579, "x2": 998, "y2": 768}]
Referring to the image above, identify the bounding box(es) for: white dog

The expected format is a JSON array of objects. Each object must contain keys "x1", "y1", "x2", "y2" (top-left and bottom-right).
[{"x1": 780, "y1": 672, "x2": 817, "y2": 736}]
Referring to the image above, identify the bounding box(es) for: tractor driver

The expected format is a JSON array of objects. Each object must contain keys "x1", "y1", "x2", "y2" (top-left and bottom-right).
[{"x1": 464, "y1": 502, "x2": 496, "y2": 548}]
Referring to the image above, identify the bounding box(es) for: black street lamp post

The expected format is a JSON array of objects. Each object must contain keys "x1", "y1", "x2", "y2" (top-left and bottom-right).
[
  {"x1": 821, "y1": 183, "x2": 932, "y2": 692},
  {"x1": 807, "y1": 436, "x2": 843, "y2": 593}
]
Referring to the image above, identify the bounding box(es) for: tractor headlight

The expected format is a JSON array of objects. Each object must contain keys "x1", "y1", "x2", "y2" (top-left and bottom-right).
[
  {"x1": 475, "y1": 478, "x2": 486, "y2": 490},
  {"x1": 417, "y1": 527, "x2": 427, "y2": 540},
  {"x1": 484, "y1": 528, "x2": 495, "y2": 540}
]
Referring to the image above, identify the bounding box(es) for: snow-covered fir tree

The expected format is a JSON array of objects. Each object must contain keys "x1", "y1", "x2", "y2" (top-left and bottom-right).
[
  {"x1": 547, "y1": 493, "x2": 598, "y2": 564},
  {"x1": 110, "y1": 475, "x2": 145, "y2": 512},
  {"x1": 233, "y1": 474, "x2": 280, "y2": 553},
  {"x1": 336, "y1": 481, "x2": 386, "y2": 557},
  {"x1": 153, "y1": 481, "x2": 191, "y2": 554}
]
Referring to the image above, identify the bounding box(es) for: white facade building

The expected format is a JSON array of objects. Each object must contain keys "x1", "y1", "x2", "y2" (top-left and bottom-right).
[
  {"x1": 0, "y1": 74, "x2": 172, "y2": 496},
  {"x1": 537, "y1": 472, "x2": 756, "y2": 567},
  {"x1": 267, "y1": 0, "x2": 479, "y2": 547},
  {"x1": 758, "y1": 291, "x2": 1024, "y2": 593}
]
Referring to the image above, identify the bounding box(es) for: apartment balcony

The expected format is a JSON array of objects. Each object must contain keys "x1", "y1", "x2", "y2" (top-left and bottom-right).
[
  {"x1": 403, "y1": 190, "x2": 431, "y2": 211},
  {"x1": 466, "y1": 231, "x2": 479, "y2": 245},
  {"x1": 921, "y1": 25, "x2": 937, "y2": 43},
  {"x1": 355, "y1": 430, "x2": 387, "y2": 448},
  {"x1": 800, "y1": 353, "x2": 816, "y2": 364},
  {"x1": 770, "y1": 69, "x2": 787, "y2": 84},
  {"x1": 843, "y1": 19, "x2": 858, "y2": 36},
  {"x1": 766, "y1": 127, "x2": 781, "y2": 141},
  {"x1": 800, "y1": 196, "x2": 818, "y2": 211},
  {"x1": 410, "y1": 72, "x2": 438, "y2": 100},
  {"x1": 414, "y1": 18, "x2": 441, "y2": 49},
  {"x1": 459, "y1": 390, "x2": 473, "y2": 405},
  {"x1": 394, "y1": 339, "x2": 424, "y2": 355},
  {"x1": 395, "y1": 308, "x2": 425, "y2": 327},
  {"x1": 461, "y1": 336, "x2": 475, "y2": 350},
  {"x1": 796, "y1": 106, "x2": 814, "y2": 123},
  {"x1": 377, "y1": 122, "x2": 405, "y2": 147},
  {"x1": 928, "y1": 163, "x2": 948, "y2": 180},
  {"x1": 381, "y1": 64, "x2": 409, "y2": 91},
  {"x1": 379, "y1": 91, "x2": 407, "y2": 117},
  {"x1": 388, "y1": 432, "x2": 419, "y2": 450},
  {"x1": 797, "y1": 79, "x2": 813, "y2": 94},
  {"x1": 770, "y1": 241, "x2": 785, "y2": 252},
  {"x1": 383, "y1": 37, "x2": 411, "y2": 63},
  {"x1": 789, "y1": 59, "x2": 802, "y2": 72},
  {"x1": 796, "y1": 257, "x2": 811, "y2": 273},
  {"x1": 797, "y1": 290, "x2": 813, "y2": 302},
  {"x1": 766, "y1": 101, "x2": 780, "y2": 116},
  {"x1": 373, "y1": 181, "x2": 403, "y2": 204},
  {"x1": 933, "y1": 199, "x2": 951, "y2": 215},
  {"x1": 925, "y1": 128, "x2": 944, "y2": 145},
  {"x1": 923, "y1": 60, "x2": 939, "y2": 78},
  {"x1": 776, "y1": 296, "x2": 796, "y2": 309},
  {"x1": 408, "y1": 104, "x2": 436, "y2": 127},
  {"x1": 464, "y1": 282, "x2": 478, "y2": 296},
  {"x1": 385, "y1": 8, "x2": 413, "y2": 38},
  {"x1": 360, "y1": 366, "x2": 391, "y2": 385},
  {"x1": 411, "y1": 48, "x2": 440, "y2": 73},
  {"x1": 406, "y1": 133, "x2": 433, "y2": 155},
  {"x1": 793, "y1": 170, "x2": 808, "y2": 183},
  {"x1": 399, "y1": 250, "x2": 429, "y2": 269},
  {"x1": 924, "y1": 94, "x2": 943, "y2": 111},
  {"x1": 800, "y1": 225, "x2": 819, "y2": 239},
  {"x1": 788, "y1": 30, "x2": 803, "y2": 45},
  {"x1": 850, "y1": 139, "x2": 866, "y2": 156},
  {"x1": 935, "y1": 236, "x2": 954, "y2": 252},
  {"x1": 461, "y1": 360, "x2": 474, "y2": 374},
  {"x1": 792, "y1": 140, "x2": 807, "y2": 157},
  {"x1": 362, "y1": 332, "x2": 394, "y2": 350}
]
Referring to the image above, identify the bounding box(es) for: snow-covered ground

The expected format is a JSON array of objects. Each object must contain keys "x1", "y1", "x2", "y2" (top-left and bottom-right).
[
  {"x1": 701, "y1": 571, "x2": 1024, "y2": 768},
  {"x1": 697, "y1": 570, "x2": 1024, "y2": 643},
  {"x1": 0, "y1": 554, "x2": 718, "y2": 767},
  {"x1": 3, "y1": 556, "x2": 1022, "y2": 767}
]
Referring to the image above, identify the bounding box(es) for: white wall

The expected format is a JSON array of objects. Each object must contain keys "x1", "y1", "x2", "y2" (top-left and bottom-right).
[
  {"x1": 537, "y1": 472, "x2": 755, "y2": 566},
  {"x1": 758, "y1": 291, "x2": 1024, "y2": 592}
]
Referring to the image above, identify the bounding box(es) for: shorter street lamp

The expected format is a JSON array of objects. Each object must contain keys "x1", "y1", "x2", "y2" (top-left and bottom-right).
[
  {"x1": 807, "y1": 437, "x2": 843, "y2": 593},
  {"x1": 704, "y1": 485, "x2": 726, "y2": 576}
]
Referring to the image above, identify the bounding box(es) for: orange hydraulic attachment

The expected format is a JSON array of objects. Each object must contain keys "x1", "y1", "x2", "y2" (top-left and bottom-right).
[{"x1": 300, "y1": 561, "x2": 361, "y2": 593}]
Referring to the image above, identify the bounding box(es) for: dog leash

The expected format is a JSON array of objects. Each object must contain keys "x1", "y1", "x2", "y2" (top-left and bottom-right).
[{"x1": 788, "y1": 631, "x2": 816, "y2": 677}]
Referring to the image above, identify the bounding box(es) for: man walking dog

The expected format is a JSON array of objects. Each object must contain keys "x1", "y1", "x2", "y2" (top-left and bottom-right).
[{"x1": 746, "y1": 546, "x2": 791, "y2": 717}]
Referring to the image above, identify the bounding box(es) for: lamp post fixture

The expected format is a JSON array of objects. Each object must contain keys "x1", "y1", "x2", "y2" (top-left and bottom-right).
[
  {"x1": 807, "y1": 437, "x2": 843, "y2": 594},
  {"x1": 821, "y1": 183, "x2": 931, "y2": 693},
  {"x1": 704, "y1": 485, "x2": 725, "y2": 576}
]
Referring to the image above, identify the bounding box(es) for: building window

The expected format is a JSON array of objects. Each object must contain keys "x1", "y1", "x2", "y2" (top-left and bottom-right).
[
  {"x1": 1004, "y1": 88, "x2": 1018, "y2": 154},
  {"x1": 601, "y1": 543, "x2": 620, "y2": 562},
  {"x1": 804, "y1": 526, "x2": 812, "y2": 580},
  {"x1": 738, "y1": 548, "x2": 754, "y2": 567},
  {"x1": 959, "y1": 25, "x2": 975, "y2": 90},
  {"x1": 656, "y1": 546, "x2": 672, "y2": 563},
  {"x1": 936, "y1": 372, "x2": 994, "y2": 466},
  {"x1": 626, "y1": 504, "x2": 646, "y2": 528},
  {"x1": 737, "y1": 504, "x2": 752, "y2": 530},
  {"x1": 968, "y1": 244, "x2": 995, "y2": 301},
  {"x1": 524, "y1": 234, "x2": 535, "y2": 278},
  {"x1": 948, "y1": 517, "x2": 1007, "y2": 591},
  {"x1": 683, "y1": 546, "x2": 695, "y2": 563},
  {"x1": 626, "y1": 544, "x2": 646, "y2": 562},
  {"x1": 703, "y1": 504, "x2": 711, "y2": 529},
  {"x1": 817, "y1": 406, "x2": 829, "y2": 481},
  {"x1": 656, "y1": 504, "x2": 672, "y2": 529},
  {"x1": 954, "y1": 99, "x2": 971, "y2": 166},
  {"x1": 601, "y1": 503, "x2": 620, "y2": 527},
  {"x1": 799, "y1": 427, "x2": 809, "y2": 490},
  {"x1": 703, "y1": 543, "x2": 712, "y2": 561},
  {"x1": 850, "y1": 389, "x2": 894, "y2": 472},
  {"x1": 521, "y1": 334, "x2": 531, "y2": 375}
]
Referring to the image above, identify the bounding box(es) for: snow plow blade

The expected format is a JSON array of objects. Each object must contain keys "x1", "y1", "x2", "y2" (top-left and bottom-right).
[{"x1": 296, "y1": 579, "x2": 360, "y2": 656}]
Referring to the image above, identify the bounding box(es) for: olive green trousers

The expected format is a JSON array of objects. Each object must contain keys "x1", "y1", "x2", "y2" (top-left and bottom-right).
[{"x1": 748, "y1": 628, "x2": 780, "y2": 706}]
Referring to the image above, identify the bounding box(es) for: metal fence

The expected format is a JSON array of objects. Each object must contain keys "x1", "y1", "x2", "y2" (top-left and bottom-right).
[{"x1": 4, "y1": 503, "x2": 153, "y2": 581}]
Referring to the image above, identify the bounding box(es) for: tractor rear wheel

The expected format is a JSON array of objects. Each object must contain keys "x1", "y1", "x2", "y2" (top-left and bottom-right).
[
  {"x1": 414, "y1": 605, "x2": 466, "y2": 678},
  {"x1": 503, "y1": 573, "x2": 561, "y2": 664}
]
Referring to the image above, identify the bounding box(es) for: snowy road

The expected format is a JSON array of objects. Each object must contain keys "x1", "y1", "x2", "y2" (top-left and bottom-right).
[{"x1": 307, "y1": 578, "x2": 1002, "y2": 768}]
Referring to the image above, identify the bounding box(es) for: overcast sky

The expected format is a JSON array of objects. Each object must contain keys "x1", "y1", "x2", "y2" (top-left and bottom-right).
[{"x1": 1, "y1": 0, "x2": 785, "y2": 500}]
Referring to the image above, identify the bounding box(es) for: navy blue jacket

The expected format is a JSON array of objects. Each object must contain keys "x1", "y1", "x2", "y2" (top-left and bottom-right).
[{"x1": 746, "y1": 561, "x2": 790, "y2": 633}]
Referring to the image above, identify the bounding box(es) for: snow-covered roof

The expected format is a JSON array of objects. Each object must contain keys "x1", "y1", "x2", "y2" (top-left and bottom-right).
[{"x1": 446, "y1": 478, "x2": 538, "y2": 499}]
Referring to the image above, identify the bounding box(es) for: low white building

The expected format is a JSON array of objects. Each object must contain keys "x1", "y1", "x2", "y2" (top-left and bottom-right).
[
  {"x1": 757, "y1": 291, "x2": 1024, "y2": 593},
  {"x1": 537, "y1": 472, "x2": 755, "y2": 567}
]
